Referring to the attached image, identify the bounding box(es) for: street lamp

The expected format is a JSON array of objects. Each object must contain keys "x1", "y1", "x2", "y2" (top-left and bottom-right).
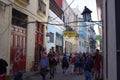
[
  {"x1": 81, "y1": 6, "x2": 102, "y2": 25},
  {"x1": 81, "y1": 6, "x2": 102, "y2": 53},
  {"x1": 81, "y1": 6, "x2": 92, "y2": 22}
]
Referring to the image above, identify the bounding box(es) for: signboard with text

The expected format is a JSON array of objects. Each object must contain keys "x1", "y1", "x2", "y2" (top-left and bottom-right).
[{"x1": 63, "y1": 31, "x2": 77, "y2": 37}]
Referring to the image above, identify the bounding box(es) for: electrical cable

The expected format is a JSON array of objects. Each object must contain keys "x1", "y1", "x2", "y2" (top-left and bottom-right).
[
  {"x1": 7, "y1": 0, "x2": 73, "y2": 25},
  {"x1": 6, "y1": 0, "x2": 102, "y2": 28},
  {"x1": 7, "y1": 0, "x2": 45, "y2": 22},
  {"x1": 13, "y1": 15, "x2": 102, "y2": 27}
]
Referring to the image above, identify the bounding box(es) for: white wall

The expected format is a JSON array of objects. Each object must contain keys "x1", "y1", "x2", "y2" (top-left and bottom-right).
[
  {"x1": 103, "y1": 0, "x2": 117, "y2": 80},
  {"x1": 107, "y1": 0, "x2": 117, "y2": 80},
  {"x1": 0, "y1": 0, "x2": 50, "y2": 73},
  {"x1": 26, "y1": 18, "x2": 36, "y2": 71},
  {"x1": 0, "y1": 2, "x2": 12, "y2": 74}
]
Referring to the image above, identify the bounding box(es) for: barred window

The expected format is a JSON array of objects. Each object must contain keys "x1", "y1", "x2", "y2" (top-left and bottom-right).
[
  {"x1": 50, "y1": 32, "x2": 54, "y2": 43},
  {"x1": 38, "y1": 0, "x2": 46, "y2": 15}
]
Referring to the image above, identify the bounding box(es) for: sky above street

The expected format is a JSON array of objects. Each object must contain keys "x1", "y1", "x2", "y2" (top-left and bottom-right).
[{"x1": 66, "y1": 0, "x2": 99, "y2": 34}]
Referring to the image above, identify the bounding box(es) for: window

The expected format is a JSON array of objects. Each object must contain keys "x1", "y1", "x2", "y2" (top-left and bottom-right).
[
  {"x1": 12, "y1": 9, "x2": 28, "y2": 28},
  {"x1": 38, "y1": 0, "x2": 46, "y2": 15},
  {"x1": 50, "y1": 32, "x2": 54, "y2": 43}
]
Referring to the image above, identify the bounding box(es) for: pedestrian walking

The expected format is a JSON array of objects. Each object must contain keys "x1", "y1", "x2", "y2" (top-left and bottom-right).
[
  {"x1": 0, "y1": 59, "x2": 8, "y2": 80},
  {"x1": 69, "y1": 54, "x2": 75, "y2": 74},
  {"x1": 93, "y1": 49, "x2": 102, "y2": 80},
  {"x1": 84, "y1": 54, "x2": 94, "y2": 80},
  {"x1": 40, "y1": 52, "x2": 49, "y2": 80},
  {"x1": 74, "y1": 53, "x2": 82, "y2": 75},
  {"x1": 48, "y1": 49, "x2": 56, "y2": 79},
  {"x1": 61, "y1": 54, "x2": 69, "y2": 74}
]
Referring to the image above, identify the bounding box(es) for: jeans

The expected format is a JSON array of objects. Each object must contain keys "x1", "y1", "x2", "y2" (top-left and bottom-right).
[{"x1": 84, "y1": 70, "x2": 92, "y2": 80}]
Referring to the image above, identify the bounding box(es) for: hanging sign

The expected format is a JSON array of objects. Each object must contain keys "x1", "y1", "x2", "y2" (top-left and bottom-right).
[{"x1": 63, "y1": 31, "x2": 77, "y2": 37}]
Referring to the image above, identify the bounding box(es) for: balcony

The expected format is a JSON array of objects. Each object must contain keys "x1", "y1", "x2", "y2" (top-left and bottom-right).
[
  {"x1": 37, "y1": 1, "x2": 46, "y2": 17},
  {"x1": 15, "y1": 0, "x2": 29, "y2": 6}
]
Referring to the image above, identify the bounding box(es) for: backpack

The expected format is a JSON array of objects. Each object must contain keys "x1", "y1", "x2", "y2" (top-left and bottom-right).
[
  {"x1": 53, "y1": 59, "x2": 57, "y2": 65},
  {"x1": 62, "y1": 56, "x2": 69, "y2": 69},
  {"x1": 62, "y1": 56, "x2": 67, "y2": 63}
]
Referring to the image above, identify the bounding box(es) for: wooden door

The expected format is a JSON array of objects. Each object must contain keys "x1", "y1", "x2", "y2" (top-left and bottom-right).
[
  {"x1": 34, "y1": 22, "x2": 44, "y2": 70},
  {"x1": 10, "y1": 25, "x2": 27, "y2": 74}
]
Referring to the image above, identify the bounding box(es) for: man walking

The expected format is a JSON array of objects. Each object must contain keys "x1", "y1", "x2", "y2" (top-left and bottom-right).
[{"x1": 93, "y1": 49, "x2": 102, "y2": 80}]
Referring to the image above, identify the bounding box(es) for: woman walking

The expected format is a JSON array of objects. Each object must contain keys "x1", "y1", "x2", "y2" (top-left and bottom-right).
[{"x1": 40, "y1": 52, "x2": 49, "y2": 80}]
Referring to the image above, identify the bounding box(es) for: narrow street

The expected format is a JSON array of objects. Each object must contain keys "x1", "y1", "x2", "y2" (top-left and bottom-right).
[
  {"x1": 24, "y1": 64, "x2": 85, "y2": 80},
  {"x1": 1, "y1": 0, "x2": 119, "y2": 80}
]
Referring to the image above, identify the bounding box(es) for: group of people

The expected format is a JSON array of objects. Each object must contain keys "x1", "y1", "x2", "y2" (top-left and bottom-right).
[
  {"x1": 39, "y1": 48, "x2": 102, "y2": 80},
  {"x1": 39, "y1": 48, "x2": 60, "y2": 80},
  {"x1": 0, "y1": 48, "x2": 102, "y2": 80},
  {"x1": 61, "y1": 49, "x2": 102, "y2": 80}
]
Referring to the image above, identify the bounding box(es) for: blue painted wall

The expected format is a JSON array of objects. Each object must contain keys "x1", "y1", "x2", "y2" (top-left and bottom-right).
[{"x1": 46, "y1": 10, "x2": 64, "y2": 53}]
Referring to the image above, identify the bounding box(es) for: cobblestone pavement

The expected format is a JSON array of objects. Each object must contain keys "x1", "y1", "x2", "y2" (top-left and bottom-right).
[{"x1": 24, "y1": 64, "x2": 85, "y2": 80}]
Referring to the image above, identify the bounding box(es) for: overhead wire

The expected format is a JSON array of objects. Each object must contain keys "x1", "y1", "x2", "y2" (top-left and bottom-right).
[
  {"x1": 7, "y1": 0, "x2": 75, "y2": 25},
  {"x1": 7, "y1": 0, "x2": 45, "y2": 22},
  {"x1": 6, "y1": 0, "x2": 102, "y2": 28},
  {"x1": 13, "y1": 15, "x2": 102, "y2": 27}
]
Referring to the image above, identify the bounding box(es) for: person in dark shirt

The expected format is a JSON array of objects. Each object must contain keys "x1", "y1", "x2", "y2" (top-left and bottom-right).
[
  {"x1": 0, "y1": 59, "x2": 8, "y2": 80},
  {"x1": 48, "y1": 49, "x2": 56, "y2": 79},
  {"x1": 93, "y1": 49, "x2": 102, "y2": 80},
  {"x1": 62, "y1": 54, "x2": 69, "y2": 74},
  {"x1": 84, "y1": 55, "x2": 94, "y2": 80}
]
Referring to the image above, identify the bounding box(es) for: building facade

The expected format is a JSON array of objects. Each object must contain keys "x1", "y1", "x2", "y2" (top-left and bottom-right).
[
  {"x1": 97, "y1": 0, "x2": 119, "y2": 80},
  {"x1": 96, "y1": 0, "x2": 103, "y2": 51},
  {"x1": 46, "y1": 0, "x2": 65, "y2": 54},
  {"x1": 62, "y1": 0, "x2": 78, "y2": 54},
  {"x1": 0, "y1": 0, "x2": 49, "y2": 74},
  {"x1": 88, "y1": 25, "x2": 96, "y2": 54},
  {"x1": 73, "y1": 8, "x2": 88, "y2": 53}
]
